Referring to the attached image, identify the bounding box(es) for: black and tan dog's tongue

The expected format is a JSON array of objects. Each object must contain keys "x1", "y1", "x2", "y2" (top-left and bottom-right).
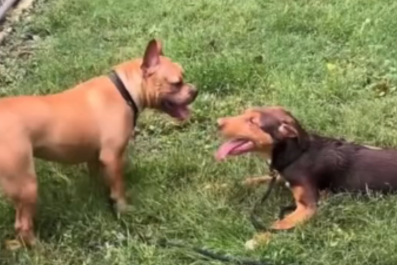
[
  {"x1": 215, "y1": 139, "x2": 253, "y2": 161},
  {"x1": 216, "y1": 141, "x2": 238, "y2": 161}
]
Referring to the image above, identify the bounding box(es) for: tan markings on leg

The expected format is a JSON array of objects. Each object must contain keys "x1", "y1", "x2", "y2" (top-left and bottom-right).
[
  {"x1": 271, "y1": 184, "x2": 318, "y2": 230},
  {"x1": 363, "y1": 144, "x2": 382, "y2": 150},
  {"x1": 242, "y1": 174, "x2": 285, "y2": 187},
  {"x1": 243, "y1": 175, "x2": 274, "y2": 187}
]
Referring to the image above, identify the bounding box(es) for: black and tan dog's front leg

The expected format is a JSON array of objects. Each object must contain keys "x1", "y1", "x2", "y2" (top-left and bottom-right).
[
  {"x1": 271, "y1": 182, "x2": 318, "y2": 230},
  {"x1": 242, "y1": 174, "x2": 288, "y2": 188}
]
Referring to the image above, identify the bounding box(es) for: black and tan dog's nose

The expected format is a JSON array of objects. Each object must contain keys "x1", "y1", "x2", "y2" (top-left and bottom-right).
[
  {"x1": 217, "y1": 118, "x2": 226, "y2": 130},
  {"x1": 189, "y1": 86, "x2": 198, "y2": 100}
]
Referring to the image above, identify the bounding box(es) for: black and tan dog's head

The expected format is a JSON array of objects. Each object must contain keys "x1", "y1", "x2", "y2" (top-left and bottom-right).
[
  {"x1": 215, "y1": 106, "x2": 308, "y2": 161},
  {"x1": 139, "y1": 39, "x2": 198, "y2": 120}
]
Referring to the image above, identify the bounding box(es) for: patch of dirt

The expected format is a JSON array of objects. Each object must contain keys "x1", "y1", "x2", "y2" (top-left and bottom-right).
[
  {"x1": 0, "y1": 0, "x2": 36, "y2": 44},
  {"x1": 0, "y1": 0, "x2": 7, "y2": 30},
  {"x1": 0, "y1": 0, "x2": 40, "y2": 93}
]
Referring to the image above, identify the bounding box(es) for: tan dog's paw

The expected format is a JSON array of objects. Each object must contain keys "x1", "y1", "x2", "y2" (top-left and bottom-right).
[
  {"x1": 109, "y1": 198, "x2": 134, "y2": 217},
  {"x1": 17, "y1": 229, "x2": 37, "y2": 248},
  {"x1": 114, "y1": 199, "x2": 133, "y2": 214}
]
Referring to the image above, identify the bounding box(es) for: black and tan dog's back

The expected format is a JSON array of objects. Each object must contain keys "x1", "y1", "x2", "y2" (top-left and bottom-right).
[
  {"x1": 279, "y1": 133, "x2": 397, "y2": 193},
  {"x1": 315, "y1": 140, "x2": 397, "y2": 192}
]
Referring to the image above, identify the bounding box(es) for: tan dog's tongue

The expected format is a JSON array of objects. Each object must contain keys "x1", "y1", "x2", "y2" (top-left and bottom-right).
[{"x1": 175, "y1": 105, "x2": 190, "y2": 120}]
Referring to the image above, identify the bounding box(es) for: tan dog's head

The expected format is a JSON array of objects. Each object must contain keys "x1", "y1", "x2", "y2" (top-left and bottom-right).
[
  {"x1": 215, "y1": 106, "x2": 308, "y2": 161},
  {"x1": 139, "y1": 39, "x2": 198, "y2": 120}
]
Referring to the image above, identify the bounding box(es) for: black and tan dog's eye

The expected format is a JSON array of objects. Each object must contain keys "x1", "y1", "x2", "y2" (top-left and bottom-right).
[{"x1": 248, "y1": 118, "x2": 257, "y2": 126}]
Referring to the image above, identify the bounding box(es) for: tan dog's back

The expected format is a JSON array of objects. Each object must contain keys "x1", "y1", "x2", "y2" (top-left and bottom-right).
[{"x1": 0, "y1": 76, "x2": 133, "y2": 164}]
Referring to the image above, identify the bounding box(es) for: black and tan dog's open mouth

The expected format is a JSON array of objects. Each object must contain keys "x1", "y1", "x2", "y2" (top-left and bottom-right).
[{"x1": 216, "y1": 139, "x2": 255, "y2": 161}]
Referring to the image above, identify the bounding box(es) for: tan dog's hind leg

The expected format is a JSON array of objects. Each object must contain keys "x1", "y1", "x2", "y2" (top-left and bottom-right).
[
  {"x1": 0, "y1": 147, "x2": 37, "y2": 246},
  {"x1": 271, "y1": 184, "x2": 318, "y2": 230},
  {"x1": 14, "y1": 174, "x2": 37, "y2": 246},
  {"x1": 99, "y1": 149, "x2": 127, "y2": 213}
]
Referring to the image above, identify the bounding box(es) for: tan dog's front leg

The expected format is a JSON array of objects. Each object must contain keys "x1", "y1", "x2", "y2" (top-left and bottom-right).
[
  {"x1": 271, "y1": 184, "x2": 318, "y2": 230},
  {"x1": 99, "y1": 150, "x2": 127, "y2": 213}
]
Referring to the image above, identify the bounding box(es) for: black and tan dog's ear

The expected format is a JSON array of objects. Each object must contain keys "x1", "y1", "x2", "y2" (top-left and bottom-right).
[
  {"x1": 279, "y1": 121, "x2": 309, "y2": 149},
  {"x1": 278, "y1": 123, "x2": 299, "y2": 138},
  {"x1": 141, "y1": 39, "x2": 163, "y2": 75}
]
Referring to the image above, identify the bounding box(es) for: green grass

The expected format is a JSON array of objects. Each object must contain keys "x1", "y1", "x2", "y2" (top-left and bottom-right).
[{"x1": 1, "y1": 0, "x2": 397, "y2": 264}]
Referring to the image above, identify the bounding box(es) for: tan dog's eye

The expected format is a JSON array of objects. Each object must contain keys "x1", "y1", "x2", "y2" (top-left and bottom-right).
[
  {"x1": 169, "y1": 81, "x2": 183, "y2": 92},
  {"x1": 172, "y1": 81, "x2": 183, "y2": 87}
]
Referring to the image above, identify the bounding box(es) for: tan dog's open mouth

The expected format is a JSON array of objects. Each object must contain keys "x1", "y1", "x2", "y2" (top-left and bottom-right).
[
  {"x1": 216, "y1": 139, "x2": 255, "y2": 161},
  {"x1": 162, "y1": 100, "x2": 191, "y2": 120}
]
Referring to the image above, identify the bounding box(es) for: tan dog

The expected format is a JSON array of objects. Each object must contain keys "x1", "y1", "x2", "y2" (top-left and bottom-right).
[{"x1": 0, "y1": 39, "x2": 198, "y2": 246}]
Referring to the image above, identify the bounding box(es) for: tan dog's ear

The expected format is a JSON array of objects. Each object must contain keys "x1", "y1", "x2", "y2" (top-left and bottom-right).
[
  {"x1": 156, "y1": 40, "x2": 164, "y2": 56},
  {"x1": 141, "y1": 39, "x2": 162, "y2": 76}
]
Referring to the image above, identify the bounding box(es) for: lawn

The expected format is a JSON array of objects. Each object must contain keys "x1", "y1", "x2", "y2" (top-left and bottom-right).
[{"x1": 1, "y1": 0, "x2": 397, "y2": 264}]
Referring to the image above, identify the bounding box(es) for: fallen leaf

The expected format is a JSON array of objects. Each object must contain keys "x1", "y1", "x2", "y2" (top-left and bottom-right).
[
  {"x1": 5, "y1": 239, "x2": 22, "y2": 251},
  {"x1": 326, "y1": 63, "x2": 337, "y2": 71},
  {"x1": 245, "y1": 232, "x2": 272, "y2": 250}
]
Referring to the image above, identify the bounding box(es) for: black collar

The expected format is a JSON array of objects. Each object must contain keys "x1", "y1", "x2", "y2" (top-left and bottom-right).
[
  {"x1": 270, "y1": 139, "x2": 306, "y2": 172},
  {"x1": 108, "y1": 70, "x2": 139, "y2": 127}
]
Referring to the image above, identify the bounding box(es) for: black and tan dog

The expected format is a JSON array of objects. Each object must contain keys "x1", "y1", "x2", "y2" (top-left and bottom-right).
[{"x1": 216, "y1": 106, "x2": 396, "y2": 231}]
